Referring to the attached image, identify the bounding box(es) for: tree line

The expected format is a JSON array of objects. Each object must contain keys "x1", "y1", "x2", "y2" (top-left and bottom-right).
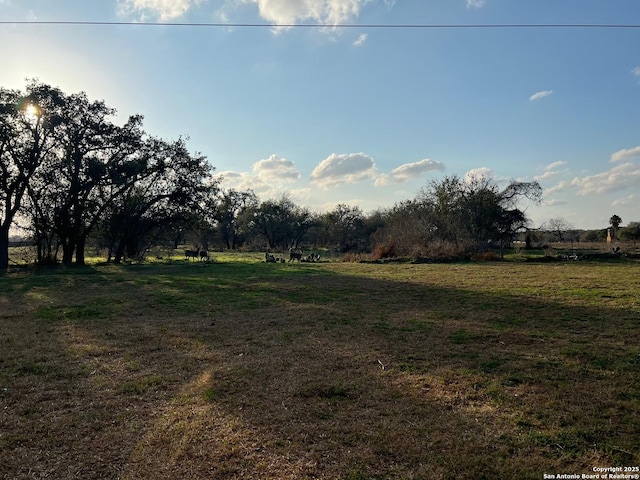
[
  {"x1": 534, "y1": 216, "x2": 640, "y2": 245},
  {"x1": 2, "y1": 82, "x2": 548, "y2": 269}
]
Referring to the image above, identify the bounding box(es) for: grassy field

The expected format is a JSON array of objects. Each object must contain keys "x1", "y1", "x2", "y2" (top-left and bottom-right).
[{"x1": 1, "y1": 256, "x2": 639, "y2": 479}]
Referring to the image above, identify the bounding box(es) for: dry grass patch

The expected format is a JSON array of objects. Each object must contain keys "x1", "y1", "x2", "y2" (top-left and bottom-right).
[{"x1": 1, "y1": 260, "x2": 639, "y2": 479}]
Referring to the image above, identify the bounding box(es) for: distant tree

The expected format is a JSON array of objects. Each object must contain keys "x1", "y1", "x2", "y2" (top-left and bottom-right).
[
  {"x1": 580, "y1": 229, "x2": 606, "y2": 243},
  {"x1": 544, "y1": 217, "x2": 572, "y2": 242},
  {"x1": 490, "y1": 180, "x2": 543, "y2": 250},
  {"x1": 250, "y1": 195, "x2": 314, "y2": 250},
  {"x1": 418, "y1": 175, "x2": 464, "y2": 245},
  {"x1": 322, "y1": 204, "x2": 366, "y2": 252},
  {"x1": 213, "y1": 189, "x2": 258, "y2": 250},
  {"x1": 378, "y1": 200, "x2": 421, "y2": 255},
  {"x1": 426, "y1": 175, "x2": 540, "y2": 247},
  {"x1": 609, "y1": 214, "x2": 622, "y2": 240},
  {"x1": 362, "y1": 208, "x2": 388, "y2": 252},
  {"x1": 379, "y1": 175, "x2": 541, "y2": 258},
  {"x1": 619, "y1": 221, "x2": 640, "y2": 243},
  {"x1": 250, "y1": 198, "x2": 285, "y2": 249},
  {"x1": 0, "y1": 82, "x2": 64, "y2": 270}
]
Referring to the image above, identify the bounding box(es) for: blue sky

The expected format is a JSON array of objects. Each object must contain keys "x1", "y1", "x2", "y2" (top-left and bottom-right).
[{"x1": 1, "y1": 0, "x2": 639, "y2": 229}]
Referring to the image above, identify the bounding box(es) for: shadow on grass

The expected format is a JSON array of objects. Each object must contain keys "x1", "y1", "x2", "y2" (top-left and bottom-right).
[{"x1": 0, "y1": 261, "x2": 639, "y2": 479}]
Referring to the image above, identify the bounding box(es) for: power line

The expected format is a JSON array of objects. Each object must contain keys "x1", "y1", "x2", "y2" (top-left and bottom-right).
[{"x1": 2, "y1": 20, "x2": 640, "y2": 29}]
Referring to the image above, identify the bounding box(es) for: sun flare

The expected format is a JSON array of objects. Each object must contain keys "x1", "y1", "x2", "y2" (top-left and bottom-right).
[{"x1": 24, "y1": 104, "x2": 40, "y2": 119}]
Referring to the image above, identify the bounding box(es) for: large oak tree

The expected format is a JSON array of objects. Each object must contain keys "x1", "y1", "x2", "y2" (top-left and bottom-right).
[
  {"x1": 2, "y1": 81, "x2": 215, "y2": 268},
  {"x1": 0, "y1": 82, "x2": 65, "y2": 270}
]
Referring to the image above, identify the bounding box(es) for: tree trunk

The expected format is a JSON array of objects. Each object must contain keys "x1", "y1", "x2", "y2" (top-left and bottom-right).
[
  {"x1": 61, "y1": 239, "x2": 75, "y2": 264},
  {"x1": 113, "y1": 247, "x2": 125, "y2": 264},
  {"x1": 0, "y1": 224, "x2": 10, "y2": 271},
  {"x1": 75, "y1": 236, "x2": 86, "y2": 265}
]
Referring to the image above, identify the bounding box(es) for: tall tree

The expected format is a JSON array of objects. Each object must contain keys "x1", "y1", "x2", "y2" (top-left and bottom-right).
[
  {"x1": 213, "y1": 189, "x2": 258, "y2": 250},
  {"x1": 19, "y1": 82, "x2": 214, "y2": 265},
  {"x1": 609, "y1": 214, "x2": 622, "y2": 240},
  {"x1": 460, "y1": 176, "x2": 541, "y2": 248},
  {"x1": 250, "y1": 195, "x2": 314, "y2": 250},
  {"x1": 322, "y1": 204, "x2": 366, "y2": 252},
  {"x1": 0, "y1": 82, "x2": 64, "y2": 270},
  {"x1": 101, "y1": 139, "x2": 215, "y2": 263},
  {"x1": 44, "y1": 93, "x2": 145, "y2": 264},
  {"x1": 545, "y1": 217, "x2": 572, "y2": 242}
]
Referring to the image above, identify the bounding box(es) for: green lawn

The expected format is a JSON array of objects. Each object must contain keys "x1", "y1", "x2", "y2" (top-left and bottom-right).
[{"x1": 1, "y1": 258, "x2": 639, "y2": 479}]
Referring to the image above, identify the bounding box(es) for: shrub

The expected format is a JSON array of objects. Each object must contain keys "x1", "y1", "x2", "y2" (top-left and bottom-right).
[
  {"x1": 341, "y1": 252, "x2": 364, "y2": 262},
  {"x1": 471, "y1": 251, "x2": 501, "y2": 261},
  {"x1": 371, "y1": 241, "x2": 397, "y2": 260}
]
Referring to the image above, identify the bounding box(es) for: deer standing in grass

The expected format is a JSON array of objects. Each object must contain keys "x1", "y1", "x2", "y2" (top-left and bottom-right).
[{"x1": 289, "y1": 247, "x2": 303, "y2": 263}]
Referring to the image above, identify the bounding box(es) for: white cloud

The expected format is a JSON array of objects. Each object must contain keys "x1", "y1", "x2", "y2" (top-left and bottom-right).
[
  {"x1": 534, "y1": 161, "x2": 568, "y2": 181},
  {"x1": 241, "y1": 0, "x2": 373, "y2": 26},
  {"x1": 534, "y1": 170, "x2": 561, "y2": 181},
  {"x1": 549, "y1": 162, "x2": 640, "y2": 196},
  {"x1": 464, "y1": 167, "x2": 493, "y2": 183},
  {"x1": 633, "y1": 66, "x2": 640, "y2": 79},
  {"x1": 118, "y1": 0, "x2": 203, "y2": 21},
  {"x1": 353, "y1": 33, "x2": 368, "y2": 47},
  {"x1": 544, "y1": 147, "x2": 640, "y2": 200},
  {"x1": 216, "y1": 170, "x2": 286, "y2": 199},
  {"x1": 545, "y1": 180, "x2": 570, "y2": 196},
  {"x1": 216, "y1": 154, "x2": 302, "y2": 199},
  {"x1": 529, "y1": 90, "x2": 553, "y2": 102},
  {"x1": 373, "y1": 174, "x2": 391, "y2": 186},
  {"x1": 610, "y1": 146, "x2": 640, "y2": 163},
  {"x1": 216, "y1": 170, "x2": 254, "y2": 189},
  {"x1": 612, "y1": 194, "x2": 639, "y2": 207},
  {"x1": 310, "y1": 152, "x2": 377, "y2": 188},
  {"x1": 544, "y1": 160, "x2": 567, "y2": 171},
  {"x1": 466, "y1": 0, "x2": 485, "y2": 8},
  {"x1": 543, "y1": 199, "x2": 568, "y2": 207},
  {"x1": 253, "y1": 154, "x2": 301, "y2": 183},
  {"x1": 375, "y1": 158, "x2": 445, "y2": 186}
]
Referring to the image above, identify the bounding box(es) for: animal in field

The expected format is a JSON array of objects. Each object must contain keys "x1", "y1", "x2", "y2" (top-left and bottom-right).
[
  {"x1": 289, "y1": 248, "x2": 303, "y2": 262},
  {"x1": 199, "y1": 250, "x2": 209, "y2": 262},
  {"x1": 185, "y1": 249, "x2": 199, "y2": 261},
  {"x1": 265, "y1": 252, "x2": 276, "y2": 263}
]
